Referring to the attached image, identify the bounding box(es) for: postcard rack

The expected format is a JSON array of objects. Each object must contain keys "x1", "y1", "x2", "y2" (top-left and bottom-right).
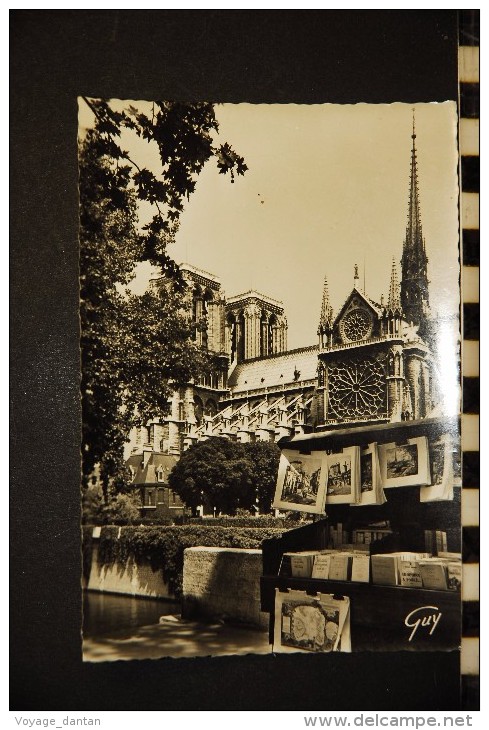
[{"x1": 260, "y1": 416, "x2": 461, "y2": 652}]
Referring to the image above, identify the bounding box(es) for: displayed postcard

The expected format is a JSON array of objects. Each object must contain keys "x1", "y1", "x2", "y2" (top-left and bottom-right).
[
  {"x1": 273, "y1": 450, "x2": 327, "y2": 514},
  {"x1": 325, "y1": 446, "x2": 360, "y2": 505},
  {"x1": 353, "y1": 442, "x2": 386, "y2": 506},
  {"x1": 420, "y1": 434, "x2": 454, "y2": 502},
  {"x1": 378, "y1": 436, "x2": 430, "y2": 488},
  {"x1": 273, "y1": 589, "x2": 350, "y2": 653}
]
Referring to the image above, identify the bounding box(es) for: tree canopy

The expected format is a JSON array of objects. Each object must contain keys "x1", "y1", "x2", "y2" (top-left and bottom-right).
[
  {"x1": 79, "y1": 99, "x2": 247, "y2": 495},
  {"x1": 168, "y1": 439, "x2": 281, "y2": 515}
]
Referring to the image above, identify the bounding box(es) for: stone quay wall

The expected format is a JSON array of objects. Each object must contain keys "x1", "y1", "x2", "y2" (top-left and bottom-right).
[
  {"x1": 182, "y1": 546, "x2": 268, "y2": 629},
  {"x1": 87, "y1": 541, "x2": 174, "y2": 599}
]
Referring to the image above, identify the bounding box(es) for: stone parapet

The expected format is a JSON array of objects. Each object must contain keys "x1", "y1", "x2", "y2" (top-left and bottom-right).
[{"x1": 182, "y1": 547, "x2": 268, "y2": 629}]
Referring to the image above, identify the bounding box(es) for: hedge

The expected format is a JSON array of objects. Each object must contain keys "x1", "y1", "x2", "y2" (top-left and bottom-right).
[
  {"x1": 94, "y1": 525, "x2": 286, "y2": 597},
  {"x1": 187, "y1": 515, "x2": 292, "y2": 528}
]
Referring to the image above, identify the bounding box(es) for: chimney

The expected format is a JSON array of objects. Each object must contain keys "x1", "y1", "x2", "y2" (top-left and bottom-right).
[{"x1": 142, "y1": 445, "x2": 152, "y2": 467}]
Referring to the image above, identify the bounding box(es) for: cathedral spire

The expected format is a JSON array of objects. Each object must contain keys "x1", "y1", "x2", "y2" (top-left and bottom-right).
[
  {"x1": 400, "y1": 111, "x2": 430, "y2": 332},
  {"x1": 387, "y1": 257, "x2": 401, "y2": 310},
  {"x1": 319, "y1": 275, "x2": 333, "y2": 327},
  {"x1": 405, "y1": 111, "x2": 424, "y2": 249}
]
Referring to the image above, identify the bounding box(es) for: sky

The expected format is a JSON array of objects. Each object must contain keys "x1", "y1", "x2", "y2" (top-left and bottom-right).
[{"x1": 79, "y1": 100, "x2": 460, "y2": 351}]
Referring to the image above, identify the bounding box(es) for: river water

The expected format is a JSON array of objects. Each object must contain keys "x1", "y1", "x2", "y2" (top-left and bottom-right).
[
  {"x1": 83, "y1": 590, "x2": 270, "y2": 662},
  {"x1": 83, "y1": 591, "x2": 179, "y2": 639}
]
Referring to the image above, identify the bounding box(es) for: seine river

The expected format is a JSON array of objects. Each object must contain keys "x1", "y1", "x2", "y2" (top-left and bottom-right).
[{"x1": 83, "y1": 591, "x2": 179, "y2": 639}]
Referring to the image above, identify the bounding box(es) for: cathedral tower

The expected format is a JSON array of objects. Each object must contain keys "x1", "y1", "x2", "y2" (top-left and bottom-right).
[
  {"x1": 400, "y1": 114, "x2": 430, "y2": 335},
  {"x1": 225, "y1": 291, "x2": 287, "y2": 363}
]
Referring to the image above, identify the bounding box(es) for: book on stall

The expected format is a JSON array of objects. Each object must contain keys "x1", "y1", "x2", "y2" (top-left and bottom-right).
[
  {"x1": 436, "y1": 530, "x2": 448, "y2": 554},
  {"x1": 337, "y1": 522, "x2": 344, "y2": 545},
  {"x1": 325, "y1": 446, "x2": 361, "y2": 505},
  {"x1": 278, "y1": 552, "x2": 294, "y2": 578},
  {"x1": 438, "y1": 552, "x2": 462, "y2": 560},
  {"x1": 273, "y1": 589, "x2": 351, "y2": 653},
  {"x1": 353, "y1": 523, "x2": 392, "y2": 545},
  {"x1": 420, "y1": 434, "x2": 454, "y2": 503},
  {"x1": 446, "y1": 561, "x2": 462, "y2": 591},
  {"x1": 351, "y1": 553, "x2": 370, "y2": 583},
  {"x1": 398, "y1": 559, "x2": 424, "y2": 589},
  {"x1": 418, "y1": 559, "x2": 449, "y2": 590},
  {"x1": 290, "y1": 551, "x2": 319, "y2": 578},
  {"x1": 337, "y1": 543, "x2": 370, "y2": 553},
  {"x1": 311, "y1": 552, "x2": 333, "y2": 580},
  {"x1": 378, "y1": 436, "x2": 431, "y2": 488},
  {"x1": 424, "y1": 529, "x2": 448, "y2": 556},
  {"x1": 353, "y1": 443, "x2": 386, "y2": 506},
  {"x1": 328, "y1": 552, "x2": 352, "y2": 581},
  {"x1": 434, "y1": 554, "x2": 462, "y2": 591},
  {"x1": 370, "y1": 554, "x2": 399, "y2": 586}
]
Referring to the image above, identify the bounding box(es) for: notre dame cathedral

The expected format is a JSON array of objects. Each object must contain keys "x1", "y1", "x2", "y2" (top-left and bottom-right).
[{"x1": 128, "y1": 123, "x2": 442, "y2": 461}]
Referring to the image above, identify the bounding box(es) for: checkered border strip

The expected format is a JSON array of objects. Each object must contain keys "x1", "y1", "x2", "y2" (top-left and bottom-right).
[{"x1": 459, "y1": 8, "x2": 479, "y2": 712}]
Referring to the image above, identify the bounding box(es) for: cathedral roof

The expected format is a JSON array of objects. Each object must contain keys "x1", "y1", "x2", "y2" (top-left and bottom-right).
[
  {"x1": 333, "y1": 287, "x2": 383, "y2": 327},
  {"x1": 126, "y1": 453, "x2": 178, "y2": 486},
  {"x1": 228, "y1": 345, "x2": 319, "y2": 393}
]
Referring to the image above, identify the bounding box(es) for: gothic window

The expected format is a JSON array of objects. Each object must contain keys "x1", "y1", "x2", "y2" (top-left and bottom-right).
[
  {"x1": 238, "y1": 312, "x2": 245, "y2": 361},
  {"x1": 227, "y1": 313, "x2": 237, "y2": 361},
  {"x1": 327, "y1": 356, "x2": 386, "y2": 421},
  {"x1": 339, "y1": 308, "x2": 373, "y2": 343},
  {"x1": 260, "y1": 311, "x2": 269, "y2": 357},
  {"x1": 317, "y1": 364, "x2": 325, "y2": 387},
  {"x1": 205, "y1": 399, "x2": 217, "y2": 417},
  {"x1": 268, "y1": 314, "x2": 278, "y2": 355}
]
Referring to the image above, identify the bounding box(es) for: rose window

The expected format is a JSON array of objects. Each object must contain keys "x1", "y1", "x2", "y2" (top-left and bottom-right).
[
  {"x1": 327, "y1": 357, "x2": 385, "y2": 420},
  {"x1": 341, "y1": 309, "x2": 372, "y2": 342}
]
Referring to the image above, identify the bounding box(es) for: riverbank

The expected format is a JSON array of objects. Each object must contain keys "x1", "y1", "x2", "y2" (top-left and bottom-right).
[
  {"x1": 84, "y1": 613, "x2": 271, "y2": 662},
  {"x1": 83, "y1": 592, "x2": 271, "y2": 662}
]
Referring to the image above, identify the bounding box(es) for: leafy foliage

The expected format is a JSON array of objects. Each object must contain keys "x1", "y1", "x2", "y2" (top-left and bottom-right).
[
  {"x1": 81, "y1": 98, "x2": 247, "y2": 274},
  {"x1": 96, "y1": 525, "x2": 285, "y2": 597},
  {"x1": 79, "y1": 99, "x2": 247, "y2": 495},
  {"x1": 81, "y1": 486, "x2": 142, "y2": 525},
  {"x1": 168, "y1": 438, "x2": 281, "y2": 515},
  {"x1": 245, "y1": 441, "x2": 281, "y2": 513}
]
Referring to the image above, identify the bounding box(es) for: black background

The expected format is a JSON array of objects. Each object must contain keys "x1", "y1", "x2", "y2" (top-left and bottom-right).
[{"x1": 11, "y1": 10, "x2": 461, "y2": 710}]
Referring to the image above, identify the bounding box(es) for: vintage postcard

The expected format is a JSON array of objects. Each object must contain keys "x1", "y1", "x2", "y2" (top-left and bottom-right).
[
  {"x1": 273, "y1": 450, "x2": 327, "y2": 514},
  {"x1": 379, "y1": 436, "x2": 431, "y2": 488},
  {"x1": 78, "y1": 100, "x2": 460, "y2": 663}
]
